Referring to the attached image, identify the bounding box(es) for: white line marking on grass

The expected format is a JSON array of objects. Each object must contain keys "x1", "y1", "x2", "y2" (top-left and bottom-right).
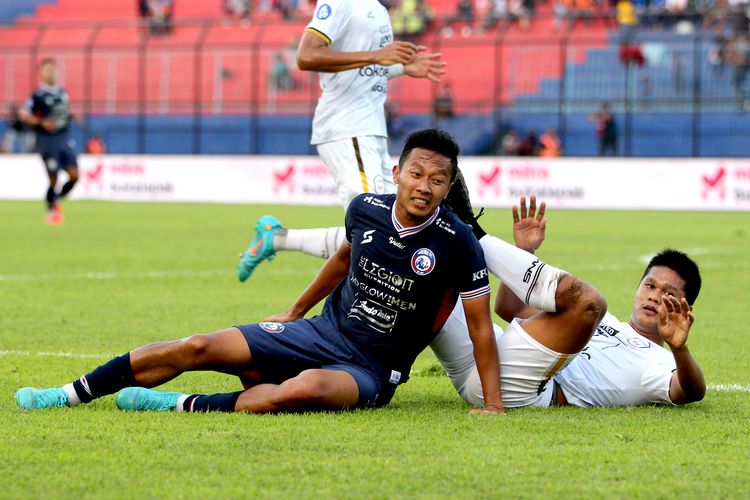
[
  {"x1": 708, "y1": 384, "x2": 750, "y2": 393},
  {"x1": 0, "y1": 269, "x2": 228, "y2": 282},
  {"x1": 0, "y1": 350, "x2": 108, "y2": 359}
]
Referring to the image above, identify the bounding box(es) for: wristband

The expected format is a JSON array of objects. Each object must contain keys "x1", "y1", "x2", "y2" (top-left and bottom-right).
[{"x1": 388, "y1": 63, "x2": 404, "y2": 79}]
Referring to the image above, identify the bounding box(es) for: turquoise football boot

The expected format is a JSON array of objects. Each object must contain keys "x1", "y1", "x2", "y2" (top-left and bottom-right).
[
  {"x1": 237, "y1": 215, "x2": 283, "y2": 282},
  {"x1": 116, "y1": 387, "x2": 182, "y2": 412},
  {"x1": 15, "y1": 387, "x2": 69, "y2": 410}
]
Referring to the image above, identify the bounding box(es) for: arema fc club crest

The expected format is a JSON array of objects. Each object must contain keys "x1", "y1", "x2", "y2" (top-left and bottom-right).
[
  {"x1": 316, "y1": 4, "x2": 332, "y2": 19},
  {"x1": 259, "y1": 322, "x2": 285, "y2": 333},
  {"x1": 411, "y1": 248, "x2": 436, "y2": 276}
]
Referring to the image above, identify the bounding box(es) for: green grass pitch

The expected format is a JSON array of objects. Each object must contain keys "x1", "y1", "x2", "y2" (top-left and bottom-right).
[{"x1": 1, "y1": 200, "x2": 749, "y2": 498}]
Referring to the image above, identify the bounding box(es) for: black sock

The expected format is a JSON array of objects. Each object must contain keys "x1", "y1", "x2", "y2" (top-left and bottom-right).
[
  {"x1": 46, "y1": 187, "x2": 56, "y2": 210},
  {"x1": 183, "y1": 391, "x2": 243, "y2": 412},
  {"x1": 59, "y1": 179, "x2": 77, "y2": 198},
  {"x1": 72, "y1": 353, "x2": 137, "y2": 403}
]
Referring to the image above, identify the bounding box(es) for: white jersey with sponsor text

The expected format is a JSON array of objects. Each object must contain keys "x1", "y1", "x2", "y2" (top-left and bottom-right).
[
  {"x1": 553, "y1": 311, "x2": 677, "y2": 407},
  {"x1": 306, "y1": 0, "x2": 392, "y2": 144}
]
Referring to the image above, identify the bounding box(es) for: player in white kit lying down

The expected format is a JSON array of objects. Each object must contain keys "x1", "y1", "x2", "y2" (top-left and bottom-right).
[{"x1": 431, "y1": 196, "x2": 705, "y2": 408}]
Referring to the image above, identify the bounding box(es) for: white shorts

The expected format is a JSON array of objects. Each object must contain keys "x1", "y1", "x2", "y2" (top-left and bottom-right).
[
  {"x1": 316, "y1": 135, "x2": 396, "y2": 208},
  {"x1": 430, "y1": 301, "x2": 576, "y2": 408}
]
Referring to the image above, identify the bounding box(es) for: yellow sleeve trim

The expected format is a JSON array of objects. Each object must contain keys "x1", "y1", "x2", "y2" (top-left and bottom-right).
[{"x1": 305, "y1": 27, "x2": 331, "y2": 46}]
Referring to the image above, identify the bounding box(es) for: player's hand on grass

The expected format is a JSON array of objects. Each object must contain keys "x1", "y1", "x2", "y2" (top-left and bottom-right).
[
  {"x1": 512, "y1": 195, "x2": 547, "y2": 253},
  {"x1": 262, "y1": 310, "x2": 302, "y2": 324},
  {"x1": 469, "y1": 404, "x2": 505, "y2": 414},
  {"x1": 658, "y1": 295, "x2": 694, "y2": 351},
  {"x1": 404, "y1": 51, "x2": 446, "y2": 84}
]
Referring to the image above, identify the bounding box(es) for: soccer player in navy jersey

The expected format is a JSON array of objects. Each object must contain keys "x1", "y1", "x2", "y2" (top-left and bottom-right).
[
  {"x1": 19, "y1": 58, "x2": 79, "y2": 224},
  {"x1": 15, "y1": 128, "x2": 505, "y2": 415}
]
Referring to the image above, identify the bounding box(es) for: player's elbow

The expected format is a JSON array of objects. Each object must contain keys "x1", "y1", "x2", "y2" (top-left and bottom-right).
[{"x1": 297, "y1": 52, "x2": 318, "y2": 71}]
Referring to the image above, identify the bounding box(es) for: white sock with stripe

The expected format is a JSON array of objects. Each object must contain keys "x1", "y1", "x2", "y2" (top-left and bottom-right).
[
  {"x1": 273, "y1": 227, "x2": 346, "y2": 259},
  {"x1": 63, "y1": 383, "x2": 81, "y2": 406},
  {"x1": 479, "y1": 235, "x2": 564, "y2": 312}
]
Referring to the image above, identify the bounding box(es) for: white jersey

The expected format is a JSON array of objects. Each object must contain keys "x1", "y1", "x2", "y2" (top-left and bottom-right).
[
  {"x1": 553, "y1": 311, "x2": 677, "y2": 407},
  {"x1": 306, "y1": 0, "x2": 392, "y2": 144}
]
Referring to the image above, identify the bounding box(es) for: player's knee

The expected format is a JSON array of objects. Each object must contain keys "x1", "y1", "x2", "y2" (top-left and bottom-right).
[
  {"x1": 275, "y1": 370, "x2": 333, "y2": 407},
  {"x1": 558, "y1": 275, "x2": 607, "y2": 325},
  {"x1": 178, "y1": 334, "x2": 213, "y2": 366},
  {"x1": 67, "y1": 170, "x2": 79, "y2": 182}
]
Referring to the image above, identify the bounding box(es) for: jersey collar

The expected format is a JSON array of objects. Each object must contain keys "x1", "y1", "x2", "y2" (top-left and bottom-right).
[{"x1": 391, "y1": 204, "x2": 441, "y2": 238}]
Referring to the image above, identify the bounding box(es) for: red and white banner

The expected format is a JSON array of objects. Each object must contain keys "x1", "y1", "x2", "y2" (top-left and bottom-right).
[{"x1": 2, "y1": 154, "x2": 749, "y2": 211}]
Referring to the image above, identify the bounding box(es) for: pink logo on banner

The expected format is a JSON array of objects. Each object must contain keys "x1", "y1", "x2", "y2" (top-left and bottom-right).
[
  {"x1": 273, "y1": 164, "x2": 295, "y2": 194},
  {"x1": 701, "y1": 166, "x2": 726, "y2": 200},
  {"x1": 82, "y1": 163, "x2": 105, "y2": 194},
  {"x1": 478, "y1": 165, "x2": 501, "y2": 196}
]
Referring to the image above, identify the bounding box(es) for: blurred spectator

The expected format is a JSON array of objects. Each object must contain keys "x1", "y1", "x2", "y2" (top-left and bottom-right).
[
  {"x1": 479, "y1": 0, "x2": 508, "y2": 33},
  {"x1": 149, "y1": 0, "x2": 174, "y2": 36},
  {"x1": 507, "y1": 0, "x2": 532, "y2": 31},
  {"x1": 275, "y1": 0, "x2": 299, "y2": 20},
  {"x1": 2, "y1": 104, "x2": 34, "y2": 153},
  {"x1": 620, "y1": 42, "x2": 645, "y2": 67},
  {"x1": 726, "y1": 35, "x2": 750, "y2": 110},
  {"x1": 708, "y1": 26, "x2": 729, "y2": 76},
  {"x1": 538, "y1": 128, "x2": 563, "y2": 157},
  {"x1": 269, "y1": 52, "x2": 295, "y2": 91},
  {"x1": 567, "y1": 0, "x2": 593, "y2": 30},
  {"x1": 392, "y1": 0, "x2": 434, "y2": 40},
  {"x1": 86, "y1": 133, "x2": 107, "y2": 155},
  {"x1": 433, "y1": 82, "x2": 455, "y2": 119},
  {"x1": 443, "y1": 0, "x2": 475, "y2": 36},
  {"x1": 225, "y1": 0, "x2": 251, "y2": 21},
  {"x1": 588, "y1": 102, "x2": 618, "y2": 156},
  {"x1": 499, "y1": 128, "x2": 520, "y2": 155},
  {"x1": 517, "y1": 129, "x2": 538, "y2": 156},
  {"x1": 616, "y1": 0, "x2": 638, "y2": 42}
]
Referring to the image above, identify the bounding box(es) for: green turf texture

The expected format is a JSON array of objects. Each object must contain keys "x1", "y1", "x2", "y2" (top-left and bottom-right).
[{"x1": 1, "y1": 201, "x2": 749, "y2": 498}]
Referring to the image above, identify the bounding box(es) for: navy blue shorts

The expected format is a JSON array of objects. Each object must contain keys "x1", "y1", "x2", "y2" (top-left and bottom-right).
[
  {"x1": 236, "y1": 315, "x2": 397, "y2": 408},
  {"x1": 39, "y1": 139, "x2": 78, "y2": 173}
]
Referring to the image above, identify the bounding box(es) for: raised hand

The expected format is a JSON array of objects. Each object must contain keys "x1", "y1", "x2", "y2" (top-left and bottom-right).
[
  {"x1": 511, "y1": 195, "x2": 547, "y2": 253},
  {"x1": 658, "y1": 295, "x2": 694, "y2": 350}
]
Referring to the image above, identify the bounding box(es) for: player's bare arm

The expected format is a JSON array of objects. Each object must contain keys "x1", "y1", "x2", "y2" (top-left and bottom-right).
[
  {"x1": 297, "y1": 32, "x2": 418, "y2": 72},
  {"x1": 264, "y1": 241, "x2": 352, "y2": 323},
  {"x1": 463, "y1": 295, "x2": 504, "y2": 414},
  {"x1": 659, "y1": 295, "x2": 706, "y2": 404}
]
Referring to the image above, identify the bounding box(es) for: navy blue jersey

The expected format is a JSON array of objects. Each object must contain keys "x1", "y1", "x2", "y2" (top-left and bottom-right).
[
  {"x1": 24, "y1": 85, "x2": 72, "y2": 138},
  {"x1": 322, "y1": 193, "x2": 491, "y2": 377}
]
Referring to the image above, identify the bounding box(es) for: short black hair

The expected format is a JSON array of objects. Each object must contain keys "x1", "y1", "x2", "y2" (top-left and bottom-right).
[
  {"x1": 642, "y1": 249, "x2": 702, "y2": 305},
  {"x1": 398, "y1": 128, "x2": 459, "y2": 181}
]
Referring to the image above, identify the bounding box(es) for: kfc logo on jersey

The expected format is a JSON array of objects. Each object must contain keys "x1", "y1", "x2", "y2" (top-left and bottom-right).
[
  {"x1": 259, "y1": 322, "x2": 286, "y2": 333},
  {"x1": 411, "y1": 248, "x2": 436, "y2": 276},
  {"x1": 316, "y1": 4, "x2": 332, "y2": 19}
]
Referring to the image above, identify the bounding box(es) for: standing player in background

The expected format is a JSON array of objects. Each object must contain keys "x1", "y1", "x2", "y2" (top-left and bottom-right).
[
  {"x1": 19, "y1": 58, "x2": 79, "y2": 225},
  {"x1": 237, "y1": 0, "x2": 447, "y2": 282}
]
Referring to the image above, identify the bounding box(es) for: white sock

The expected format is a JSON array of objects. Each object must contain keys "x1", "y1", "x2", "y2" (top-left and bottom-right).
[
  {"x1": 176, "y1": 394, "x2": 189, "y2": 412},
  {"x1": 479, "y1": 235, "x2": 565, "y2": 312},
  {"x1": 63, "y1": 383, "x2": 81, "y2": 406},
  {"x1": 273, "y1": 227, "x2": 346, "y2": 259}
]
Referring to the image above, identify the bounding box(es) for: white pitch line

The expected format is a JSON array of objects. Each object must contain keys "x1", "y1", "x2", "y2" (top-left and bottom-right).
[
  {"x1": 0, "y1": 350, "x2": 109, "y2": 359},
  {"x1": 0, "y1": 269, "x2": 228, "y2": 282},
  {"x1": 1, "y1": 350, "x2": 749, "y2": 393}
]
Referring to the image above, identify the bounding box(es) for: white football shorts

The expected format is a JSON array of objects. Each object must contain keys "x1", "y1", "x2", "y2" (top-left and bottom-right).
[
  {"x1": 431, "y1": 305, "x2": 576, "y2": 408},
  {"x1": 316, "y1": 135, "x2": 395, "y2": 208}
]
